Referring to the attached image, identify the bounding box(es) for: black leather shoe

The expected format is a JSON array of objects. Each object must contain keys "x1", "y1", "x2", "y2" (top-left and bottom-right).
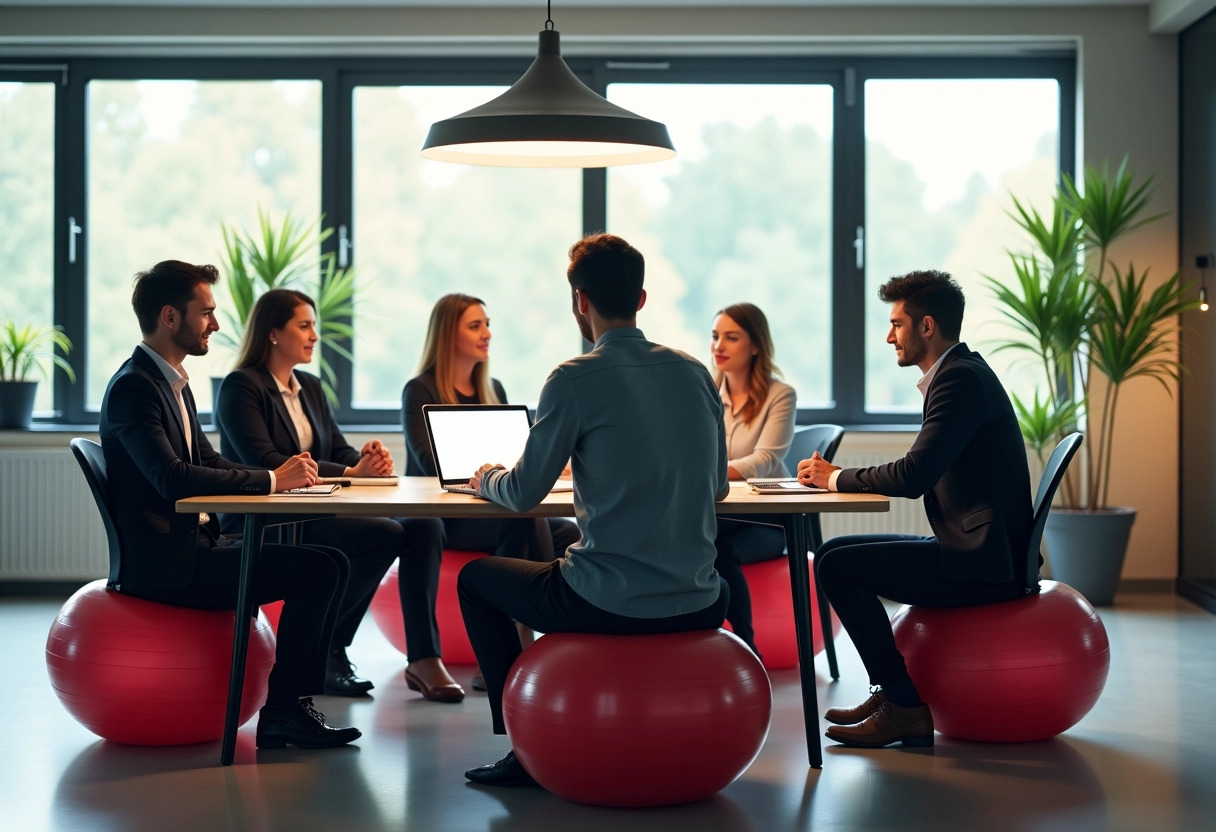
[
  {"x1": 325, "y1": 647, "x2": 374, "y2": 696},
  {"x1": 464, "y1": 750, "x2": 539, "y2": 787},
  {"x1": 256, "y1": 698, "x2": 362, "y2": 749},
  {"x1": 471, "y1": 670, "x2": 487, "y2": 692}
]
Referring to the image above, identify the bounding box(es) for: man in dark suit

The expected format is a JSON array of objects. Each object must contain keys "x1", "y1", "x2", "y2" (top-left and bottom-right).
[
  {"x1": 100, "y1": 259, "x2": 361, "y2": 750},
  {"x1": 798, "y1": 269, "x2": 1032, "y2": 749}
]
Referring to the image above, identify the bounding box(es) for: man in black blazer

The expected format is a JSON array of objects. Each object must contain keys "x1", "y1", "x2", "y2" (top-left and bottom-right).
[
  {"x1": 100, "y1": 259, "x2": 361, "y2": 750},
  {"x1": 798, "y1": 269, "x2": 1032, "y2": 749}
]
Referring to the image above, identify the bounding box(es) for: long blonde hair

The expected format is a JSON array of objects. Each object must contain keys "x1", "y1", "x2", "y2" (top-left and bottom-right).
[
  {"x1": 713, "y1": 302, "x2": 780, "y2": 425},
  {"x1": 417, "y1": 293, "x2": 500, "y2": 404}
]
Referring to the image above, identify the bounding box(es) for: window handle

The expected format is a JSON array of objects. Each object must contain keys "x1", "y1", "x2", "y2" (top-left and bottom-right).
[
  {"x1": 338, "y1": 224, "x2": 350, "y2": 269},
  {"x1": 854, "y1": 225, "x2": 865, "y2": 270},
  {"x1": 68, "y1": 216, "x2": 83, "y2": 264}
]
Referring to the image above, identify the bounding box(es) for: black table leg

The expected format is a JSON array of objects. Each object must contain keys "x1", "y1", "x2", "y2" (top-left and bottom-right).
[
  {"x1": 785, "y1": 513, "x2": 822, "y2": 768},
  {"x1": 220, "y1": 513, "x2": 265, "y2": 766}
]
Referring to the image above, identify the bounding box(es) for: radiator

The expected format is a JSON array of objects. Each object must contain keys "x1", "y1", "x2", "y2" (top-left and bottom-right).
[
  {"x1": 0, "y1": 433, "x2": 1033, "y2": 581},
  {"x1": 0, "y1": 447, "x2": 109, "y2": 581}
]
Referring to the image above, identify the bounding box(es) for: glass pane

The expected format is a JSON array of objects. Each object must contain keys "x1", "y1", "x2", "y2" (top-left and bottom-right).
[
  {"x1": 0, "y1": 82, "x2": 56, "y2": 414},
  {"x1": 864, "y1": 78, "x2": 1060, "y2": 412},
  {"x1": 351, "y1": 86, "x2": 582, "y2": 408},
  {"x1": 86, "y1": 79, "x2": 321, "y2": 411},
  {"x1": 607, "y1": 83, "x2": 834, "y2": 407}
]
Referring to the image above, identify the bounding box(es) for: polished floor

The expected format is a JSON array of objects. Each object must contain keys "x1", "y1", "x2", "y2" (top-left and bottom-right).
[{"x1": 5, "y1": 590, "x2": 1214, "y2": 832}]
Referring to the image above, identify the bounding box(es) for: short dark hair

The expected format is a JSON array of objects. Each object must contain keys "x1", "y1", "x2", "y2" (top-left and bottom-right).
[
  {"x1": 235, "y1": 288, "x2": 316, "y2": 370},
  {"x1": 131, "y1": 260, "x2": 219, "y2": 335},
  {"x1": 566, "y1": 233, "x2": 645, "y2": 320},
  {"x1": 877, "y1": 269, "x2": 965, "y2": 341}
]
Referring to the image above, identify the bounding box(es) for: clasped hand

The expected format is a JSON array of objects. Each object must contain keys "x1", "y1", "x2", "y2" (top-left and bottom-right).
[
  {"x1": 797, "y1": 451, "x2": 840, "y2": 489},
  {"x1": 348, "y1": 439, "x2": 394, "y2": 478}
]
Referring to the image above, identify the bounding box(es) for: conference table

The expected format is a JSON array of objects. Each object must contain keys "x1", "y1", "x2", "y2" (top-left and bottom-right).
[{"x1": 177, "y1": 478, "x2": 888, "y2": 767}]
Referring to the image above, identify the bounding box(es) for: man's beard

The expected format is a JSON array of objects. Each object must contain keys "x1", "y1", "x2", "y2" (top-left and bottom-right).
[
  {"x1": 897, "y1": 330, "x2": 927, "y2": 367},
  {"x1": 173, "y1": 323, "x2": 209, "y2": 356},
  {"x1": 575, "y1": 313, "x2": 594, "y2": 345}
]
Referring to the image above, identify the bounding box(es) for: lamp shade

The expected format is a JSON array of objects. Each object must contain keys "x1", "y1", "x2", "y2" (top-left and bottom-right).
[{"x1": 420, "y1": 29, "x2": 675, "y2": 168}]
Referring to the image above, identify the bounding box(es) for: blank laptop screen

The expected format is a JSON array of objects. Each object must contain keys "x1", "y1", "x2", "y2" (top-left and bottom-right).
[{"x1": 425, "y1": 406, "x2": 532, "y2": 483}]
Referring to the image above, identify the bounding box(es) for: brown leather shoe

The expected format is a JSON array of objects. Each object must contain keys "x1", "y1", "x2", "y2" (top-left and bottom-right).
[
  {"x1": 405, "y1": 662, "x2": 465, "y2": 703},
  {"x1": 825, "y1": 701, "x2": 934, "y2": 748},
  {"x1": 825, "y1": 687, "x2": 886, "y2": 725}
]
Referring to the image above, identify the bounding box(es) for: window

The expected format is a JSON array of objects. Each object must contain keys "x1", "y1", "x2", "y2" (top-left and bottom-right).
[
  {"x1": 0, "y1": 81, "x2": 56, "y2": 414},
  {"x1": 85, "y1": 79, "x2": 321, "y2": 412},
  {"x1": 607, "y1": 83, "x2": 834, "y2": 407},
  {"x1": 350, "y1": 86, "x2": 581, "y2": 409},
  {"x1": 863, "y1": 77, "x2": 1062, "y2": 413},
  {"x1": 13, "y1": 55, "x2": 1071, "y2": 427}
]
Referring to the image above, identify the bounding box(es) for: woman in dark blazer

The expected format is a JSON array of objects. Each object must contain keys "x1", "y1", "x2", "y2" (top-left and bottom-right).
[
  {"x1": 402, "y1": 293, "x2": 579, "y2": 689},
  {"x1": 217, "y1": 288, "x2": 464, "y2": 703}
]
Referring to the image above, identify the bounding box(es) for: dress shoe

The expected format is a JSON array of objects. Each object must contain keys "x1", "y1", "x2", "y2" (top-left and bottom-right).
[
  {"x1": 825, "y1": 686, "x2": 886, "y2": 725},
  {"x1": 405, "y1": 664, "x2": 465, "y2": 703},
  {"x1": 325, "y1": 647, "x2": 374, "y2": 696},
  {"x1": 255, "y1": 697, "x2": 362, "y2": 749},
  {"x1": 825, "y1": 700, "x2": 934, "y2": 748},
  {"x1": 471, "y1": 670, "x2": 487, "y2": 692},
  {"x1": 464, "y1": 750, "x2": 539, "y2": 787}
]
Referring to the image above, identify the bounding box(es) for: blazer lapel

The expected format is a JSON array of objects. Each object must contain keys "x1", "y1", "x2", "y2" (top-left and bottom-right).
[
  {"x1": 257, "y1": 366, "x2": 302, "y2": 453},
  {"x1": 923, "y1": 343, "x2": 971, "y2": 420},
  {"x1": 132, "y1": 347, "x2": 190, "y2": 459},
  {"x1": 182, "y1": 384, "x2": 203, "y2": 464}
]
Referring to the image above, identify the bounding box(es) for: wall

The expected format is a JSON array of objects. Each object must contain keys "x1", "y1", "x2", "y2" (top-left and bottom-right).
[{"x1": 0, "y1": 3, "x2": 1182, "y2": 580}]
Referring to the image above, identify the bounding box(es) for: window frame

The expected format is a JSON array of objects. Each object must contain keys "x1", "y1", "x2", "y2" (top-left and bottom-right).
[{"x1": 3, "y1": 52, "x2": 1074, "y2": 428}]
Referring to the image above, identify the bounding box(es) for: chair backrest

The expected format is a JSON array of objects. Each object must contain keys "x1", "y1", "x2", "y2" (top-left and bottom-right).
[
  {"x1": 1025, "y1": 432, "x2": 1084, "y2": 590},
  {"x1": 70, "y1": 437, "x2": 122, "y2": 584},
  {"x1": 785, "y1": 424, "x2": 846, "y2": 473}
]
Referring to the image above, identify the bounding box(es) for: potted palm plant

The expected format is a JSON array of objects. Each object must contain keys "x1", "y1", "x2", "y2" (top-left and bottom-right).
[
  {"x1": 214, "y1": 207, "x2": 358, "y2": 405},
  {"x1": 0, "y1": 320, "x2": 75, "y2": 428},
  {"x1": 987, "y1": 158, "x2": 1195, "y2": 605}
]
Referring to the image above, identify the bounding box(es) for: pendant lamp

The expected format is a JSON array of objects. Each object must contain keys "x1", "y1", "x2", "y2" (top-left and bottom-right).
[{"x1": 420, "y1": 3, "x2": 675, "y2": 168}]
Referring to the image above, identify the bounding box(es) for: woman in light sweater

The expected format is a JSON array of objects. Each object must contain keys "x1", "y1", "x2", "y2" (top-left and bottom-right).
[{"x1": 710, "y1": 303, "x2": 796, "y2": 654}]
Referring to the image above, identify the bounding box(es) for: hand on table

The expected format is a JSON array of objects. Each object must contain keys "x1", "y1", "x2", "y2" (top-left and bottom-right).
[
  {"x1": 273, "y1": 453, "x2": 319, "y2": 491},
  {"x1": 797, "y1": 451, "x2": 840, "y2": 490}
]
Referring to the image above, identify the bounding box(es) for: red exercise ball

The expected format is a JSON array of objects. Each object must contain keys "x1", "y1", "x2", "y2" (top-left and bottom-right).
[
  {"x1": 727, "y1": 554, "x2": 841, "y2": 670},
  {"x1": 45, "y1": 579, "x2": 277, "y2": 746},
  {"x1": 891, "y1": 580, "x2": 1110, "y2": 742},
  {"x1": 503, "y1": 629, "x2": 772, "y2": 807},
  {"x1": 370, "y1": 549, "x2": 486, "y2": 665},
  {"x1": 260, "y1": 599, "x2": 283, "y2": 632}
]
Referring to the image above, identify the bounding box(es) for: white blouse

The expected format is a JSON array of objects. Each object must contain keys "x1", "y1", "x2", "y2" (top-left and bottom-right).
[
  {"x1": 719, "y1": 378, "x2": 797, "y2": 479},
  {"x1": 274, "y1": 371, "x2": 314, "y2": 454}
]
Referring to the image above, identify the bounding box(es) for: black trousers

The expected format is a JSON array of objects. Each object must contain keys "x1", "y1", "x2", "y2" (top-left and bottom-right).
[
  {"x1": 458, "y1": 557, "x2": 730, "y2": 734},
  {"x1": 815, "y1": 533, "x2": 1024, "y2": 688},
  {"x1": 713, "y1": 514, "x2": 786, "y2": 652},
  {"x1": 123, "y1": 539, "x2": 348, "y2": 707},
  {"x1": 443, "y1": 517, "x2": 580, "y2": 563},
  {"x1": 299, "y1": 516, "x2": 445, "y2": 661}
]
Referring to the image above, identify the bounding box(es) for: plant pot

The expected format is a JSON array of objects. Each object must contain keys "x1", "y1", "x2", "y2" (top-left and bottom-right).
[
  {"x1": 1043, "y1": 507, "x2": 1135, "y2": 606},
  {"x1": 0, "y1": 380, "x2": 38, "y2": 429}
]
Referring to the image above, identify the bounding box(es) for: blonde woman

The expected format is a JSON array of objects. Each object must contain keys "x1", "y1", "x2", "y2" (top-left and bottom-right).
[
  {"x1": 402, "y1": 294, "x2": 579, "y2": 688},
  {"x1": 711, "y1": 302, "x2": 796, "y2": 655}
]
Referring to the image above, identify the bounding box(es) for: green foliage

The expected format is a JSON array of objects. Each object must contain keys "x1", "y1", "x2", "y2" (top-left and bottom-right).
[
  {"x1": 0, "y1": 320, "x2": 75, "y2": 383},
  {"x1": 986, "y1": 157, "x2": 1196, "y2": 510},
  {"x1": 216, "y1": 207, "x2": 355, "y2": 404}
]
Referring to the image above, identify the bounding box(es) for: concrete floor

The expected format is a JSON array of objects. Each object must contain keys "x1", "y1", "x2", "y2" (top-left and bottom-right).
[{"x1": 4, "y1": 591, "x2": 1214, "y2": 832}]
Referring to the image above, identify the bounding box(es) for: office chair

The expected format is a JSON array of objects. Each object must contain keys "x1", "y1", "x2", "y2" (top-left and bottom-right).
[{"x1": 70, "y1": 437, "x2": 122, "y2": 586}]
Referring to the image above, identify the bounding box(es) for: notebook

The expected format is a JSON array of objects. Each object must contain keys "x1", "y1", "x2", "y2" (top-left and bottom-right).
[
  {"x1": 746, "y1": 477, "x2": 827, "y2": 494},
  {"x1": 422, "y1": 404, "x2": 573, "y2": 495}
]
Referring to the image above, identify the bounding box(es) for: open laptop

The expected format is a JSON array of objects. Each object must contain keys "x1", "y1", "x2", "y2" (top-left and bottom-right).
[{"x1": 422, "y1": 404, "x2": 573, "y2": 495}]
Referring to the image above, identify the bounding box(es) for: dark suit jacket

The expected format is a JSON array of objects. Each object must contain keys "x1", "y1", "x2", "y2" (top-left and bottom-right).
[
  {"x1": 836, "y1": 343, "x2": 1032, "y2": 584},
  {"x1": 401, "y1": 370, "x2": 509, "y2": 477},
  {"x1": 99, "y1": 346, "x2": 271, "y2": 592},
  {"x1": 216, "y1": 365, "x2": 360, "y2": 477}
]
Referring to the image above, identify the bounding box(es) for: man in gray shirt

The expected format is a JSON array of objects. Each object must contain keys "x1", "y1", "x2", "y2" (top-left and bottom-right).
[{"x1": 459, "y1": 233, "x2": 730, "y2": 788}]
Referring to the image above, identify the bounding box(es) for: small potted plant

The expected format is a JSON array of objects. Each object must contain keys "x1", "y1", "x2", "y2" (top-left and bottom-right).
[
  {"x1": 214, "y1": 207, "x2": 358, "y2": 406},
  {"x1": 0, "y1": 320, "x2": 75, "y2": 428},
  {"x1": 987, "y1": 157, "x2": 1195, "y2": 604}
]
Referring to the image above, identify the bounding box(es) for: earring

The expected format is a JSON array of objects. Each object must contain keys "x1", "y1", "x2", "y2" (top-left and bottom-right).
[{"x1": 271, "y1": 339, "x2": 278, "y2": 345}]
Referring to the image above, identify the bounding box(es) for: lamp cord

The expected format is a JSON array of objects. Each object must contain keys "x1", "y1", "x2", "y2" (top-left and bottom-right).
[{"x1": 545, "y1": 0, "x2": 554, "y2": 31}]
